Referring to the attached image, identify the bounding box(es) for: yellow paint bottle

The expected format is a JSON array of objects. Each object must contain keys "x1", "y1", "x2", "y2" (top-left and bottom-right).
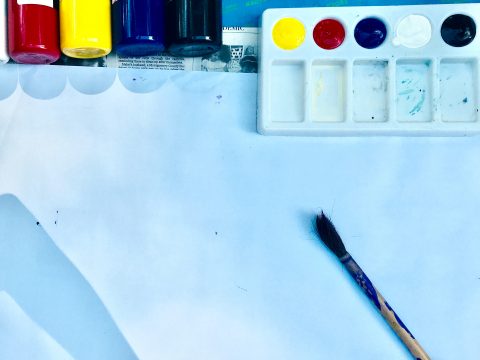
[{"x1": 60, "y1": 0, "x2": 112, "y2": 59}]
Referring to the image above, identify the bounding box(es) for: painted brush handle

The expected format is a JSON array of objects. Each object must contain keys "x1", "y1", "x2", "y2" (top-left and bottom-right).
[{"x1": 340, "y1": 254, "x2": 430, "y2": 360}]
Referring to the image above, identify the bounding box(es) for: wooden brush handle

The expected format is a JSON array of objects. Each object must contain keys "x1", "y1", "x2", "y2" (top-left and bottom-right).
[{"x1": 341, "y1": 254, "x2": 430, "y2": 360}]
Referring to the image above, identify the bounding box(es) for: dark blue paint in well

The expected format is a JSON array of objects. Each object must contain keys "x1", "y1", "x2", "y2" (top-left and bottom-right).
[
  {"x1": 112, "y1": 0, "x2": 165, "y2": 57},
  {"x1": 354, "y1": 17, "x2": 387, "y2": 49}
]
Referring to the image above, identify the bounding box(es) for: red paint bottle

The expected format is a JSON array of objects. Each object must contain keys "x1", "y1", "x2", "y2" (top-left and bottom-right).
[{"x1": 8, "y1": 0, "x2": 60, "y2": 64}]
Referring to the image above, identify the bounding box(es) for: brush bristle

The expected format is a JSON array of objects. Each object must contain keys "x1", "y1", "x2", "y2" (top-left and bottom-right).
[{"x1": 315, "y1": 212, "x2": 348, "y2": 259}]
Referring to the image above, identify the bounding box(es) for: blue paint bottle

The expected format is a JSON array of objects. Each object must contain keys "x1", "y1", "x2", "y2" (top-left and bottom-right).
[{"x1": 112, "y1": 0, "x2": 165, "y2": 57}]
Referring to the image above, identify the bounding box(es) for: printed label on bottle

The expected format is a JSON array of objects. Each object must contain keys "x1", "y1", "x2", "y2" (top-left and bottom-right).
[{"x1": 17, "y1": 0, "x2": 53, "y2": 7}]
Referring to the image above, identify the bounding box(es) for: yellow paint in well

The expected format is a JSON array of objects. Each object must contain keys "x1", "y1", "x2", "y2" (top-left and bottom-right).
[
  {"x1": 272, "y1": 18, "x2": 306, "y2": 50},
  {"x1": 60, "y1": 0, "x2": 112, "y2": 59},
  {"x1": 315, "y1": 75, "x2": 324, "y2": 96}
]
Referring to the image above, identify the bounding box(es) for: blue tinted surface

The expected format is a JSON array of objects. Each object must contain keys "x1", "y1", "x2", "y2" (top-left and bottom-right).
[{"x1": 223, "y1": 0, "x2": 480, "y2": 26}]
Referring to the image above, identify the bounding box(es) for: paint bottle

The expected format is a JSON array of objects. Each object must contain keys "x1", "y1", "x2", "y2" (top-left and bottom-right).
[
  {"x1": 7, "y1": 0, "x2": 60, "y2": 64},
  {"x1": 60, "y1": 0, "x2": 111, "y2": 59},
  {"x1": 0, "y1": 0, "x2": 8, "y2": 64},
  {"x1": 112, "y1": 0, "x2": 165, "y2": 57},
  {"x1": 165, "y1": 0, "x2": 222, "y2": 57}
]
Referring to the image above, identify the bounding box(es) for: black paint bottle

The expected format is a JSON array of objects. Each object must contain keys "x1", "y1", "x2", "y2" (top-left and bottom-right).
[{"x1": 165, "y1": 0, "x2": 222, "y2": 57}]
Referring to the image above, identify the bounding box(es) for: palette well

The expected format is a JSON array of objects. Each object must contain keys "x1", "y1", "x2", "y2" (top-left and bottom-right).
[{"x1": 258, "y1": 4, "x2": 480, "y2": 136}]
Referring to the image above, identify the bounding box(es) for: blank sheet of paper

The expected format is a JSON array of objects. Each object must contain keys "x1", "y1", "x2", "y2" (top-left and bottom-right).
[{"x1": 0, "y1": 64, "x2": 479, "y2": 360}]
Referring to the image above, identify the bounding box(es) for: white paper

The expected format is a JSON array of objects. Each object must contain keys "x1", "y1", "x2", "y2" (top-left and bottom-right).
[{"x1": 0, "y1": 64, "x2": 479, "y2": 359}]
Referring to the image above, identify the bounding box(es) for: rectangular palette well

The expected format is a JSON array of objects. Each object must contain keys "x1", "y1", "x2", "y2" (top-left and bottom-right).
[{"x1": 258, "y1": 4, "x2": 480, "y2": 136}]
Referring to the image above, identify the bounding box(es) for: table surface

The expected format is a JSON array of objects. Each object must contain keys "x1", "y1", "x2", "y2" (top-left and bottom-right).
[
  {"x1": 1, "y1": 2, "x2": 480, "y2": 359},
  {"x1": 224, "y1": 0, "x2": 479, "y2": 26}
]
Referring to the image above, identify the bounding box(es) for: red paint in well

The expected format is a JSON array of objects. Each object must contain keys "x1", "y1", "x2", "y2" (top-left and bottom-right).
[
  {"x1": 8, "y1": 1, "x2": 60, "y2": 64},
  {"x1": 313, "y1": 19, "x2": 346, "y2": 50}
]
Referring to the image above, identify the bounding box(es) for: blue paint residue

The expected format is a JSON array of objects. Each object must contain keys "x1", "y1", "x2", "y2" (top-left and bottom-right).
[
  {"x1": 409, "y1": 90, "x2": 426, "y2": 116},
  {"x1": 399, "y1": 89, "x2": 414, "y2": 95},
  {"x1": 384, "y1": 301, "x2": 415, "y2": 339},
  {"x1": 343, "y1": 258, "x2": 381, "y2": 311}
]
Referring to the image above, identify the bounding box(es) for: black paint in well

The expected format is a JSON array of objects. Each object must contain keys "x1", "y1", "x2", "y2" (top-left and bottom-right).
[{"x1": 441, "y1": 14, "x2": 476, "y2": 47}]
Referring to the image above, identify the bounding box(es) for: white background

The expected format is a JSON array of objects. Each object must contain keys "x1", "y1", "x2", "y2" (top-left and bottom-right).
[{"x1": 0, "y1": 64, "x2": 479, "y2": 359}]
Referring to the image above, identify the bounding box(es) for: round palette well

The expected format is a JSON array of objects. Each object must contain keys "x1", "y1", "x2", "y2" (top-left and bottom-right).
[
  {"x1": 441, "y1": 14, "x2": 476, "y2": 47},
  {"x1": 313, "y1": 19, "x2": 346, "y2": 50},
  {"x1": 392, "y1": 14, "x2": 432, "y2": 48},
  {"x1": 272, "y1": 18, "x2": 306, "y2": 50},
  {"x1": 354, "y1": 17, "x2": 387, "y2": 49}
]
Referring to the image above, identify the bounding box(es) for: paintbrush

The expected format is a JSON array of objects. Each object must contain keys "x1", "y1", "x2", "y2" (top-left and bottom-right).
[{"x1": 315, "y1": 212, "x2": 430, "y2": 360}]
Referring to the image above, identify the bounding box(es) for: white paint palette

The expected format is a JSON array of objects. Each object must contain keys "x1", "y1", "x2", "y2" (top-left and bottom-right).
[{"x1": 258, "y1": 4, "x2": 480, "y2": 136}]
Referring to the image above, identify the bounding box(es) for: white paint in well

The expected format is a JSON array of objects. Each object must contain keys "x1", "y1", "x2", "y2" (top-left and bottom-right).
[{"x1": 392, "y1": 15, "x2": 432, "y2": 49}]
